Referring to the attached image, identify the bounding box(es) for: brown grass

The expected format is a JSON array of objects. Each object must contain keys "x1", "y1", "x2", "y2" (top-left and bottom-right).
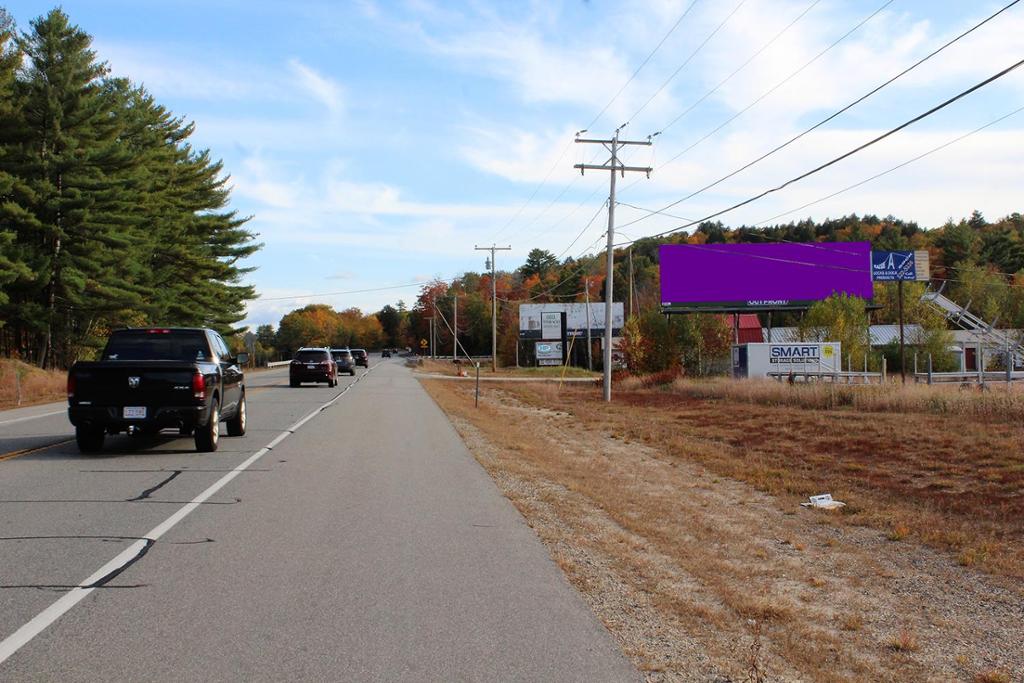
[
  {"x1": 887, "y1": 628, "x2": 920, "y2": 652},
  {"x1": 0, "y1": 359, "x2": 66, "y2": 409},
  {"x1": 973, "y1": 669, "x2": 1011, "y2": 683},
  {"x1": 665, "y1": 377, "x2": 1024, "y2": 422},
  {"x1": 525, "y1": 381, "x2": 1024, "y2": 580},
  {"x1": 421, "y1": 376, "x2": 1024, "y2": 681}
]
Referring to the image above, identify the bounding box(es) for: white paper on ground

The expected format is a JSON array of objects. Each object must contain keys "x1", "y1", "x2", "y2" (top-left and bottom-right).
[{"x1": 800, "y1": 493, "x2": 846, "y2": 510}]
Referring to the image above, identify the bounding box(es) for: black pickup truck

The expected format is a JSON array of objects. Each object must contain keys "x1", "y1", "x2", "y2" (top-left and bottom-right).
[{"x1": 67, "y1": 327, "x2": 248, "y2": 453}]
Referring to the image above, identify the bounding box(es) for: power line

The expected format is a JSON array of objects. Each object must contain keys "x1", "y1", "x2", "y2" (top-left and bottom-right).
[
  {"x1": 486, "y1": 0, "x2": 701, "y2": 244},
  {"x1": 754, "y1": 104, "x2": 1024, "y2": 226},
  {"x1": 618, "y1": 0, "x2": 1022, "y2": 227},
  {"x1": 255, "y1": 281, "x2": 434, "y2": 302},
  {"x1": 653, "y1": 0, "x2": 894, "y2": 168},
  {"x1": 628, "y1": 0, "x2": 750, "y2": 123},
  {"x1": 555, "y1": 199, "x2": 609, "y2": 260},
  {"x1": 650, "y1": 0, "x2": 822, "y2": 136},
  {"x1": 613, "y1": 56, "x2": 1024, "y2": 247}
]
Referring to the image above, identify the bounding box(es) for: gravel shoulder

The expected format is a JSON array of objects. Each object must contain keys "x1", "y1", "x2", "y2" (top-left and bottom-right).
[{"x1": 422, "y1": 378, "x2": 1023, "y2": 682}]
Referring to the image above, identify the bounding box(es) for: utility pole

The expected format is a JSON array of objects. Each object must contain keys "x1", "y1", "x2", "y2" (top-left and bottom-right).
[
  {"x1": 475, "y1": 244, "x2": 512, "y2": 373},
  {"x1": 453, "y1": 293, "x2": 458, "y2": 361},
  {"x1": 575, "y1": 124, "x2": 653, "y2": 402}
]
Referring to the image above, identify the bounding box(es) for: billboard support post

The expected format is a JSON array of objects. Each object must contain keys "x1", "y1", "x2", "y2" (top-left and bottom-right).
[
  {"x1": 898, "y1": 278, "x2": 906, "y2": 384},
  {"x1": 575, "y1": 126, "x2": 653, "y2": 401}
]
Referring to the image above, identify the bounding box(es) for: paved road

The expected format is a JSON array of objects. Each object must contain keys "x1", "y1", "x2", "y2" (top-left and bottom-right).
[{"x1": 0, "y1": 361, "x2": 637, "y2": 681}]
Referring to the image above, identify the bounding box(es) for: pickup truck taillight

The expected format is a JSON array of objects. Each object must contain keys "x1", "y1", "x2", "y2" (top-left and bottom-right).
[
  {"x1": 192, "y1": 371, "x2": 206, "y2": 400},
  {"x1": 67, "y1": 373, "x2": 76, "y2": 400}
]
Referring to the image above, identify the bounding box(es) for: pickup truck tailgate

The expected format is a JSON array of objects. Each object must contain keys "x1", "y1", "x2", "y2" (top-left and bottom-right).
[{"x1": 72, "y1": 362, "x2": 198, "y2": 406}]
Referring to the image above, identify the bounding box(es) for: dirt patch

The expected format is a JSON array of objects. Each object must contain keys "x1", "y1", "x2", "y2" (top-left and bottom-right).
[{"x1": 422, "y1": 378, "x2": 1023, "y2": 682}]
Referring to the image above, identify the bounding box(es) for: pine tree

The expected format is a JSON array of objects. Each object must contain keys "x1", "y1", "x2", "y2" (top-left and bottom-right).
[
  {"x1": 0, "y1": 8, "x2": 31, "y2": 338},
  {"x1": 6, "y1": 9, "x2": 137, "y2": 366}
]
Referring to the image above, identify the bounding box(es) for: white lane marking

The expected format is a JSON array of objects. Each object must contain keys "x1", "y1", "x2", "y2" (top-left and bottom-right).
[
  {"x1": 0, "y1": 409, "x2": 66, "y2": 427},
  {"x1": 0, "y1": 366, "x2": 376, "y2": 666}
]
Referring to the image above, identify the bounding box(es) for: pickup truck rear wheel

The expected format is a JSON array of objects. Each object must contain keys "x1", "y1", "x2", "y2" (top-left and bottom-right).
[
  {"x1": 75, "y1": 426, "x2": 105, "y2": 453},
  {"x1": 227, "y1": 394, "x2": 246, "y2": 436},
  {"x1": 195, "y1": 400, "x2": 220, "y2": 452}
]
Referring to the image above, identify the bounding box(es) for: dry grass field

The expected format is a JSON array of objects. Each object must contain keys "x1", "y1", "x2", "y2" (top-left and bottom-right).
[
  {"x1": 0, "y1": 359, "x2": 65, "y2": 409},
  {"x1": 422, "y1": 376, "x2": 1023, "y2": 682}
]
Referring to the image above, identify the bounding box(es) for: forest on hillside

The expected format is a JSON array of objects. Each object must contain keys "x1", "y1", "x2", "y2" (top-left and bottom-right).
[{"x1": 0, "y1": 8, "x2": 259, "y2": 368}]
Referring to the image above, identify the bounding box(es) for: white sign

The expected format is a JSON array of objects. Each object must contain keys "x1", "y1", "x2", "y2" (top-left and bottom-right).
[
  {"x1": 536, "y1": 341, "x2": 563, "y2": 366},
  {"x1": 739, "y1": 342, "x2": 841, "y2": 378},
  {"x1": 540, "y1": 312, "x2": 563, "y2": 340},
  {"x1": 520, "y1": 303, "x2": 625, "y2": 337}
]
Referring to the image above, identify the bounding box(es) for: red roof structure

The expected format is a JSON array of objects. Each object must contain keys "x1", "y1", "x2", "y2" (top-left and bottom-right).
[{"x1": 720, "y1": 314, "x2": 763, "y2": 344}]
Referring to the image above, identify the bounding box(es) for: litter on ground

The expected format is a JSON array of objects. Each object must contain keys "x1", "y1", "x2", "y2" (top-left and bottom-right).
[{"x1": 801, "y1": 493, "x2": 847, "y2": 510}]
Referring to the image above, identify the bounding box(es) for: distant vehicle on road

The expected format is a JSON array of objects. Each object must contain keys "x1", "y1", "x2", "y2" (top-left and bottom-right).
[
  {"x1": 331, "y1": 348, "x2": 357, "y2": 376},
  {"x1": 381, "y1": 349, "x2": 392, "y2": 358},
  {"x1": 67, "y1": 327, "x2": 247, "y2": 453},
  {"x1": 352, "y1": 348, "x2": 369, "y2": 367},
  {"x1": 290, "y1": 348, "x2": 337, "y2": 387}
]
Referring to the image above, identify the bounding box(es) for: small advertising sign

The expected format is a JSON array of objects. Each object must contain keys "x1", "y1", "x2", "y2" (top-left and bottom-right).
[
  {"x1": 871, "y1": 250, "x2": 930, "y2": 281},
  {"x1": 535, "y1": 341, "x2": 563, "y2": 366},
  {"x1": 540, "y1": 311, "x2": 563, "y2": 340}
]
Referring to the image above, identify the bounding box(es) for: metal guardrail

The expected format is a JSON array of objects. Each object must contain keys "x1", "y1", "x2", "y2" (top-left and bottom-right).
[
  {"x1": 767, "y1": 370, "x2": 884, "y2": 384},
  {"x1": 913, "y1": 370, "x2": 1024, "y2": 385},
  {"x1": 266, "y1": 360, "x2": 291, "y2": 368}
]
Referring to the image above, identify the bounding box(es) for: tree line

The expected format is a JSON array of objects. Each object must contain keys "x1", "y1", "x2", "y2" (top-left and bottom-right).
[
  {"x1": 260, "y1": 210, "x2": 1024, "y2": 375},
  {"x1": 0, "y1": 8, "x2": 259, "y2": 368}
]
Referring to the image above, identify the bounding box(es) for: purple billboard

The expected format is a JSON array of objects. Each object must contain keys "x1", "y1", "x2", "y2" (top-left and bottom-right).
[{"x1": 659, "y1": 241, "x2": 873, "y2": 312}]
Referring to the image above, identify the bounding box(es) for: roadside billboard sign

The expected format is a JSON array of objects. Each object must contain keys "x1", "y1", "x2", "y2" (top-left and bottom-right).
[
  {"x1": 535, "y1": 341, "x2": 563, "y2": 366},
  {"x1": 871, "y1": 250, "x2": 930, "y2": 281},
  {"x1": 659, "y1": 242, "x2": 872, "y2": 312},
  {"x1": 519, "y1": 303, "x2": 624, "y2": 339}
]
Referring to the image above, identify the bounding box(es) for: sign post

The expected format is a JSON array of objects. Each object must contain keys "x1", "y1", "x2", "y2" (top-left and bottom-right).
[{"x1": 871, "y1": 250, "x2": 931, "y2": 384}]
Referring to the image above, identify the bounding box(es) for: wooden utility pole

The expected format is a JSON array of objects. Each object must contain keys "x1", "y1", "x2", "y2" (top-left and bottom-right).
[
  {"x1": 475, "y1": 244, "x2": 511, "y2": 372},
  {"x1": 575, "y1": 125, "x2": 652, "y2": 402}
]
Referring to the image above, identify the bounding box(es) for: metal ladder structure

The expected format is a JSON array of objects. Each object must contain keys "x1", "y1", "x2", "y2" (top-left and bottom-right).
[{"x1": 921, "y1": 282, "x2": 1024, "y2": 367}]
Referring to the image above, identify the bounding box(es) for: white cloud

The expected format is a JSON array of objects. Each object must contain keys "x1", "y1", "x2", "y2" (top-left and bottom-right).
[{"x1": 288, "y1": 59, "x2": 345, "y2": 116}]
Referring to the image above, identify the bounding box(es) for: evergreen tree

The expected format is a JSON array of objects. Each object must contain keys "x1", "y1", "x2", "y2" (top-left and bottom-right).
[
  {"x1": 5, "y1": 10, "x2": 138, "y2": 366},
  {"x1": 0, "y1": 8, "x2": 31, "y2": 332}
]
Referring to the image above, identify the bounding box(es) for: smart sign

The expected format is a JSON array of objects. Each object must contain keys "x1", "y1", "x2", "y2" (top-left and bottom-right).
[{"x1": 659, "y1": 242, "x2": 873, "y2": 312}]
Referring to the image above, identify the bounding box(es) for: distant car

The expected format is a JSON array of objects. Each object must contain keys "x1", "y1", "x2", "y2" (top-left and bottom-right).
[
  {"x1": 381, "y1": 349, "x2": 392, "y2": 358},
  {"x1": 352, "y1": 348, "x2": 368, "y2": 367},
  {"x1": 331, "y1": 348, "x2": 356, "y2": 376},
  {"x1": 290, "y1": 348, "x2": 336, "y2": 387}
]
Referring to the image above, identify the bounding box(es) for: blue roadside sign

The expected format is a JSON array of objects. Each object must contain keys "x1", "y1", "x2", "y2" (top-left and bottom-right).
[{"x1": 872, "y1": 250, "x2": 927, "y2": 281}]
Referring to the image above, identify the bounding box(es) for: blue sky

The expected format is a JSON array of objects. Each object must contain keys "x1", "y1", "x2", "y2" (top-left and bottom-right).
[{"x1": 5, "y1": 1, "x2": 1024, "y2": 327}]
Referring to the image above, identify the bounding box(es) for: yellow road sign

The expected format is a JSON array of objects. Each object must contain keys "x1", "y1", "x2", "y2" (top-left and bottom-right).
[{"x1": 420, "y1": 339, "x2": 428, "y2": 348}]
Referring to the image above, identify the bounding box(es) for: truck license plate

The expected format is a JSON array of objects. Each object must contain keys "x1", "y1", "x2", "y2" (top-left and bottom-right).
[
  {"x1": 123, "y1": 406, "x2": 147, "y2": 419},
  {"x1": 306, "y1": 364, "x2": 316, "y2": 369}
]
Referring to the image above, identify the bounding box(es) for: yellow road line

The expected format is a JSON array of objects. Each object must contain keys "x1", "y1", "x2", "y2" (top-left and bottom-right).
[{"x1": 0, "y1": 439, "x2": 74, "y2": 462}]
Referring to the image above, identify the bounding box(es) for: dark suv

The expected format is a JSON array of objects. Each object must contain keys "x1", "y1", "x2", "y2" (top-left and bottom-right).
[
  {"x1": 290, "y1": 348, "x2": 336, "y2": 387},
  {"x1": 352, "y1": 348, "x2": 368, "y2": 368},
  {"x1": 331, "y1": 348, "x2": 356, "y2": 376}
]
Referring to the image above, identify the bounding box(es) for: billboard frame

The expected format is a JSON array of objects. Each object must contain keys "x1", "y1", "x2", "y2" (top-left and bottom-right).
[{"x1": 659, "y1": 241, "x2": 873, "y2": 314}]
